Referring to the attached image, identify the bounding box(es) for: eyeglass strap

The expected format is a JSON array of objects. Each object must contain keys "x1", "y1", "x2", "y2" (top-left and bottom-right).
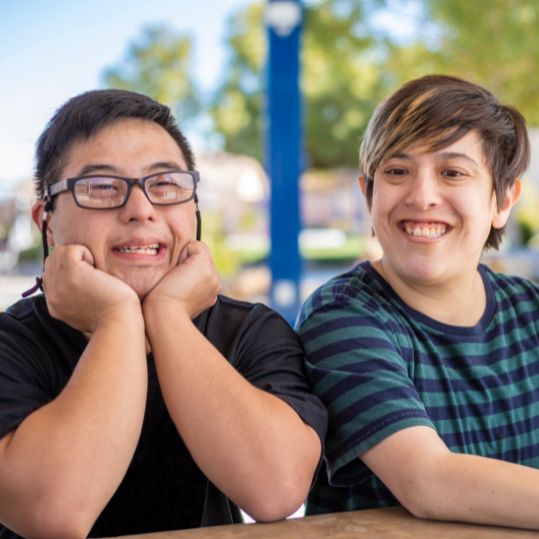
[
  {"x1": 21, "y1": 198, "x2": 52, "y2": 298},
  {"x1": 195, "y1": 194, "x2": 202, "y2": 242},
  {"x1": 41, "y1": 198, "x2": 53, "y2": 259}
]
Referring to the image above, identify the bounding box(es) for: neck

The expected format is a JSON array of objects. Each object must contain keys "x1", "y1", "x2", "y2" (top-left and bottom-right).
[{"x1": 372, "y1": 259, "x2": 487, "y2": 327}]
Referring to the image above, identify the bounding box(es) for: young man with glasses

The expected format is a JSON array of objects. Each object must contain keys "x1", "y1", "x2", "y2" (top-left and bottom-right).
[{"x1": 0, "y1": 90, "x2": 326, "y2": 539}]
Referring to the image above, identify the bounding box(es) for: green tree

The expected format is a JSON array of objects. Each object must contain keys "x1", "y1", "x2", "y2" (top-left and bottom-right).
[
  {"x1": 380, "y1": 0, "x2": 539, "y2": 125},
  {"x1": 211, "y1": 0, "x2": 392, "y2": 168},
  {"x1": 302, "y1": 1, "x2": 388, "y2": 168},
  {"x1": 210, "y1": 3, "x2": 267, "y2": 160},
  {"x1": 103, "y1": 24, "x2": 200, "y2": 124},
  {"x1": 101, "y1": 1, "x2": 539, "y2": 168}
]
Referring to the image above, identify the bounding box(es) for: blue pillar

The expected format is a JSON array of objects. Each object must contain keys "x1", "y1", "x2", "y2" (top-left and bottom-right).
[{"x1": 265, "y1": 0, "x2": 303, "y2": 325}]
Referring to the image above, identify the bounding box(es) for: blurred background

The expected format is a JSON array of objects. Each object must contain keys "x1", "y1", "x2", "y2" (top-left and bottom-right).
[{"x1": 2, "y1": 0, "x2": 539, "y2": 314}]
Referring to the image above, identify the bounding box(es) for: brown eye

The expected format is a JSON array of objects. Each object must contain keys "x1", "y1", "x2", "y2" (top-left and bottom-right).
[{"x1": 442, "y1": 169, "x2": 466, "y2": 179}]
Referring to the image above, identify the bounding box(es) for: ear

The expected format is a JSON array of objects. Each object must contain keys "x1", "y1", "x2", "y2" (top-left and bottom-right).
[
  {"x1": 31, "y1": 199, "x2": 55, "y2": 246},
  {"x1": 492, "y1": 179, "x2": 522, "y2": 229},
  {"x1": 358, "y1": 175, "x2": 367, "y2": 195}
]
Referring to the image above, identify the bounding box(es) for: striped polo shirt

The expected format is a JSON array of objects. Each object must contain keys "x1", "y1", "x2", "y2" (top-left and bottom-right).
[{"x1": 297, "y1": 261, "x2": 539, "y2": 514}]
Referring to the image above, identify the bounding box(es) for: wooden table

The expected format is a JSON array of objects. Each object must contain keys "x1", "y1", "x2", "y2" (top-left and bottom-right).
[{"x1": 109, "y1": 506, "x2": 538, "y2": 538}]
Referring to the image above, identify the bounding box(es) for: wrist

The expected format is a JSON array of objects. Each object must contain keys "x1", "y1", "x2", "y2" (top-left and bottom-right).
[
  {"x1": 97, "y1": 300, "x2": 145, "y2": 331},
  {"x1": 143, "y1": 293, "x2": 190, "y2": 318},
  {"x1": 143, "y1": 298, "x2": 192, "y2": 336}
]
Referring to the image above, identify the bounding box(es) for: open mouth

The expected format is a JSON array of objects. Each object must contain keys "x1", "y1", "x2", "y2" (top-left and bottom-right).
[
  {"x1": 113, "y1": 242, "x2": 161, "y2": 255},
  {"x1": 399, "y1": 221, "x2": 450, "y2": 239}
]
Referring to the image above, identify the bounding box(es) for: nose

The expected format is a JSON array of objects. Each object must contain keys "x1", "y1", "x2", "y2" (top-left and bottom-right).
[
  {"x1": 119, "y1": 184, "x2": 157, "y2": 223},
  {"x1": 404, "y1": 169, "x2": 441, "y2": 210}
]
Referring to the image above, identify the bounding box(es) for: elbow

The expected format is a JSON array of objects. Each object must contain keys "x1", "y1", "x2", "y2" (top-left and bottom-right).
[
  {"x1": 400, "y1": 497, "x2": 432, "y2": 521},
  {"x1": 243, "y1": 476, "x2": 309, "y2": 522},
  {"x1": 234, "y1": 432, "x2": 320, "y2": 522},
  {"x1": 23, "y1": 497, "x2": 95, "y2": 539},
  {"x1": 393, "y1": 480, "x2": 441, "y2": 521},
  {"x1": 19, "y1": 520, "x2": 89, "y2": 539}
]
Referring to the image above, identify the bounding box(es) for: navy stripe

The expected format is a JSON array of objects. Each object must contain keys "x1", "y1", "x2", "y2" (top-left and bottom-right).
[
  {"x1": 307, "y1": 336, "x2": 401, "y2": 365},
  {"x1": 300, "y1": 311, "x2": 387, "y2": 344},
  {"x1": 442, "y1": 411, "x2": 539, "y2": 449},
  {"x1": 417, "y1": 358, "x2": 539, "y2": 393}
]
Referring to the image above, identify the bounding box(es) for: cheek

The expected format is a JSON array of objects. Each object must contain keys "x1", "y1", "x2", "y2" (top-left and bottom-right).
[
  {"x1": 370, "y1": 192, "x2": 393, "y2": 226},
  {"x1": 48, "y1": 199, "x2": 81, "y2": 244},
  {"x1": 168, "y1": 207, "x2": 197, "y2": 237},
  {"x1": 49, "y1": 214, "x2": 77, "y2": 245},
  {"x1": 461, "y1": 190, "x2": 495, "y2": 221},
  {"x1": 49, "y1": 210, "x2": 103, "y2": 252}
]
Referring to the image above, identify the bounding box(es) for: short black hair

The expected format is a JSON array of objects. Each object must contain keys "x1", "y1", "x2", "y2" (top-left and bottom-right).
[{"x1": 35, "y1": 89, "x2": 196, "y2": 199}]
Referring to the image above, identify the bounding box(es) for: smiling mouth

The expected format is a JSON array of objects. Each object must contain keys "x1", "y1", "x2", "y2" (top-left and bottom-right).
[
  {"x1": 400, "y1": 221, "x2": 450, "y2": 239},
  {"x1": 114, "y1": 243, "x2": 161, "y2": 255}
]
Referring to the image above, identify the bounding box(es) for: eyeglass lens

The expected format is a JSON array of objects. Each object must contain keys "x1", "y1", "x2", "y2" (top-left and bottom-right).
[{"x1": 73, "y1": 172, "x2": 195, "y2": 208}]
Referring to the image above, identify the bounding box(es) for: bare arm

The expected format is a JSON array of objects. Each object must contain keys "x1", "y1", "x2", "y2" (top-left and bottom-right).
[
  {"x1": 0, "y1": 245, "x2": 148, "y2": 539},
  {"x1": 144, "y1": 242, "x2": 321, "y2": 522},
  {"x1": 362, "y1": 425, "x2": 539, "y2": 530}
]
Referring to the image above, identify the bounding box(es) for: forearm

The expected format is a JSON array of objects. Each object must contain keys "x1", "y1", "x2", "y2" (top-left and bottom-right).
[
  {"x1": 410, "y1": 451, "x2": 539, "y2": 529},
  {"x1": 363, "y1": 427, "x2": 539, "y2": 530},
  {"x1": 0, "y1": 313, "x2": 148, "y2": 538},
  {"x1": 147, "y1": 308, "x2": 320, "y2": 521}
]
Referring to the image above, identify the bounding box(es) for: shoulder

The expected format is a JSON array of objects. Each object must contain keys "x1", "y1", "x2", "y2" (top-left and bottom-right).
[
  {"x1": 0, "y1": 297, "x2": 58, "y2": 390},
  {"x1": 297, "y1": 261, "x2": 400, "y2": 333},
  {"x1": 196, "y1": 295, "x2": 298, "y2": 358},
  {"x1": 0, "y1": 295, "x2": 85, "y2": 367},
  {"x1": 297, "y1": 262, "x2": 414, "y2": 370},
  {"x1": 200, "y1": 294, "x2": 287, "y2": 330},
  {"x1": 481, "y1": 263, "x2": 539, "y2": 307},
  {"x1": 1, "y1": 295, "x2": 48, "y2": 341}
]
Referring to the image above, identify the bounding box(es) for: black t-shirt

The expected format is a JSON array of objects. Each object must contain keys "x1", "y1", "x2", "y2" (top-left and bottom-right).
[{"x1": 0, "y1": 295, "x2": 327, "y2": 538}]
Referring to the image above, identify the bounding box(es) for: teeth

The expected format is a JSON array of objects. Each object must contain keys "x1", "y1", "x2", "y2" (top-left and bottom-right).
[
  {"x1": 117, "y1": 243, "x2": 159, "y2": 254},
  {"x1": 403, "y1": 223, "x2": 447, "y2": 238}
]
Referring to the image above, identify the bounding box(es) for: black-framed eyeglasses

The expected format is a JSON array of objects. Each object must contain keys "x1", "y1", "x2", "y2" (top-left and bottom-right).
[{"x1": 47, "y1": 169, "x2": 200, "y2": 209}]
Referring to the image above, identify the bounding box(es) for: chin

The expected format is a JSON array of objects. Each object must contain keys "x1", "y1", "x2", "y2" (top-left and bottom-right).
[
  {"x1": 399, "y1": 259, "x2": 445, "y2": 283},
  {"x1": 122, "y1": 276, "x2": 159, "y2": 301}
]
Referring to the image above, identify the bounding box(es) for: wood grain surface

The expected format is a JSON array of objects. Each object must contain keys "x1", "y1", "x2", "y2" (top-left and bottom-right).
[{"x1": 106, "y1": 506, "x2": 538, "y2": 538}]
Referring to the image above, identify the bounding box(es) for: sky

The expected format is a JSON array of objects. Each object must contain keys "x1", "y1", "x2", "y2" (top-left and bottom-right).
[{"x1": 0, "y1": 0, "x2": 255, "y2": 194}]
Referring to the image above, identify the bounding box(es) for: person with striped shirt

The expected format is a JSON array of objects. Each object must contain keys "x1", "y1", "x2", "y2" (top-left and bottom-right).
[{"x1": 296, "y1": 74, "x2": 539, "y2": 530}]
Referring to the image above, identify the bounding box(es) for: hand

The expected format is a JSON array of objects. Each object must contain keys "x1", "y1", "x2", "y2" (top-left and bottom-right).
[
  {"x1": 43, "y1": 244, "x2": 141, "y2": 333},
  {"x1": 143, "y1": 241, "x2": 221, "y2": 320}
]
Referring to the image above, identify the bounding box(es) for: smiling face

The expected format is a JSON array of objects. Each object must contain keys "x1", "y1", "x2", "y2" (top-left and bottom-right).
[
  {"x1": 364, "y1": 130, "x2": 519, "y2": 292},
  {"x1": 32, "y1": 118, "x2": 197, "y2": 299}
]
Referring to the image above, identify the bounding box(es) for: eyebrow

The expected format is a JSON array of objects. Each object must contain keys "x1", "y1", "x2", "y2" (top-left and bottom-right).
[
  {"x1": 384, "y1": 151, "x2": 480, "y2": 169},
  {"x1": 75, "y1": 161, "x2": 186, "y2": 177},
  {"x1": 438, "y1": 151, "x2": 480, "y2": 168}
]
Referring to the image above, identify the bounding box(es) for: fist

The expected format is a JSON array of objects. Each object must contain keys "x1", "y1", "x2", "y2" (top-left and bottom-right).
[
  {"x1": 43, "y1": 244, "x2": 140, "y2": 332},
  {"x1": 143, "y1": 241, "x2": 221, "y2": 320}
]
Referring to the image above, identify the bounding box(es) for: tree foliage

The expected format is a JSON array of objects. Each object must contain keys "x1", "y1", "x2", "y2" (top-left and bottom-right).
[
  {"x1": 103, "y1": 25, "x2": 200, "y2": 124},
  {"x1": 210, "y1": 0, "x2": 392, "y2": 168},
  {"x1": 301, "y1": 1, "x2": 387, "y2": 168},
  {"x1": 213, "y1": 0, "x2": 539, "y2": 167},
  {"x1": 380, "y1": 0, "x2": 539, "y2": 124},
  {"x1": 210, "y1": 3, "x2": 267, "y2": 161},
  {"x1": 102, "y1": 1, "x2": 539, "y2": 169}
]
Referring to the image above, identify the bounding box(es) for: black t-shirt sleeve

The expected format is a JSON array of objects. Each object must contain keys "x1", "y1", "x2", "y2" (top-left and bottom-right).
[{"x1": 201, "y1": 299, "x2": 327, "y2": 443}]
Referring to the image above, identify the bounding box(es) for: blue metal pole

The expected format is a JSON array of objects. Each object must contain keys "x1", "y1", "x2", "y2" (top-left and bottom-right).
[{"x1": 265, "y1": 0, "x2": 303, "y2": 325}]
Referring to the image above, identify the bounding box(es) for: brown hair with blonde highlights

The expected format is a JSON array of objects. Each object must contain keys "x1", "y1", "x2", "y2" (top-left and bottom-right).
[{"x1": 359, "y1": 74, "x2": 530, "y2": 249}]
